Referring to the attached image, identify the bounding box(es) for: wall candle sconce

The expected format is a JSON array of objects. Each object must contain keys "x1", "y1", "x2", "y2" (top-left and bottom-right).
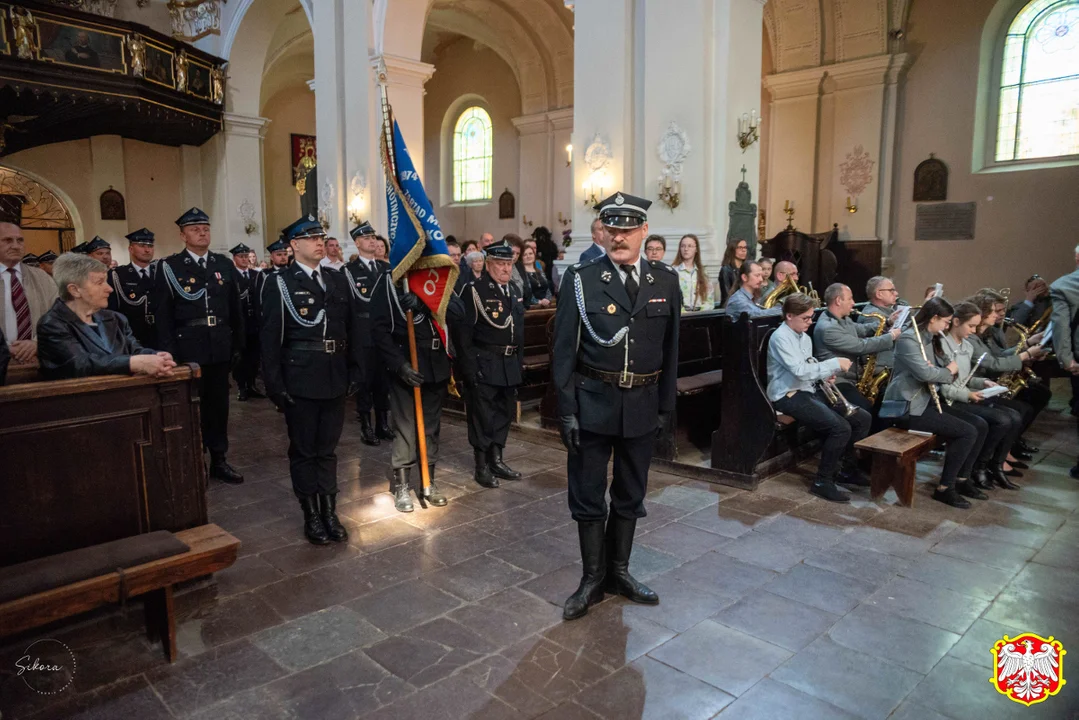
[
  {"x1": 582, "y1": 170, "x2": 606, "y2": 208},
  {"x1": 738, "y1": 109, "x2": 761, "y2": 152},
  {"x1": 657, "y1": 173, "x2": 681, "y2": 210},
  {"x1": 557, "y1": 211, "x2": 570, "y2": 227},
  {"x1": 845, "y1": 196, "x2": 858, "y2": 214},
  {"x1": 348, "y1": 195, "x2": 365, "y2": 224},
  {"x1": 783, "y1": 199, "x2": 795, "y2": 229},
  {"x1": 565, "y1": 144, "x2": 572, "y2": 167},
  {"x1": 348, "y1": 171, "x2": 367, "y2": 225},
  {"x1": 239, "y1": 199, "x2": 258, "y2": 236},
  {"x1": 522, "y1": 215, "x2": 534, "y2": 228}
]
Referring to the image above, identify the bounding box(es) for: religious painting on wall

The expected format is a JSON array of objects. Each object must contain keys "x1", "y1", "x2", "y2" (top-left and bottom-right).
[
  {"x1": 186, "y1": 57, "x2": 213, "y2": 100},
  {"x1": 498, "y1": 189, "x2": 515, "y2": 219},
  {"x1": 0, "y1": 8, "x2": 9, "y2": 56},
  {"x1": 291, "y1": 134, "x2": 317, "y2": 191},
  {"x1": 913, "y1": 154, "x2": 948, "y2": 202},
  {"x1": 143, "y1": 40, "x2": 175, "y2": 88},
  {"x1": 36, "y1": 16, "x2": 126, "y2": 73},
  {"x1": 99, "y1": 188, "x2": 125, "y2": 221}
]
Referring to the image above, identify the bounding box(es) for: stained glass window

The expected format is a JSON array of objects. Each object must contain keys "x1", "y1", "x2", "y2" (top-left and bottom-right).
[
  {"x1": 996, "y1": 0, "x2": 1079, "y2": 161},
  {"x1": 453, "y1": 106, "x2": 493, "y2": 202}
]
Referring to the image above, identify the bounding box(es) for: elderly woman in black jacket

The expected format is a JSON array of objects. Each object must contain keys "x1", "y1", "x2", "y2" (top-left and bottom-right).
[{"x1": 36, "y1": 253, "x2": 175, "y2": 380}]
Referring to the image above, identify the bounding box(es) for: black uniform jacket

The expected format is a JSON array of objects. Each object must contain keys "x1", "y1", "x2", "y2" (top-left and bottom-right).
[
  {"x1": 107, "y1": 263, "x2": 158, "y2": 347},
  {"x1": 344, "y1": 257, "x2": 391, "y2": 349},
  {"x1": 260, "y1": 264, "x2": 363, "y2": 400},
  {"x1": 370, "y1": 273, "x2": 451, "y2": 384},
  {"x1": 153, "y1": 250, "x2": 244, "y2": 365},
  {"x1": 37, "y1": 299, "x2": 154, "y2": 380},
  {"x1": 552, "y1": 255, "x2": 681, "y2": 437},
  {"x1": 233, "y1": 267, "x2": 261, "y2": 337},
  {"x1": 454, "y1": 271, "x2": 525, "y2": 387},
  {"x1": 0, "y1": 327, "x2": 10, "y2": 385}
]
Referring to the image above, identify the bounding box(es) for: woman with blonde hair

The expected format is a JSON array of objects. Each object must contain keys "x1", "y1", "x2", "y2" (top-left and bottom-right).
[{"x1": 672, "y1": 234, "x2": 715, "y2": 311}]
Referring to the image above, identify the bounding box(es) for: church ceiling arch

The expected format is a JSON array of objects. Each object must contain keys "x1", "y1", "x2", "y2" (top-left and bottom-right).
[
  {"x1": 224, "y1": 0, "x2": 311, "y2": 116},
  {"x1": 769, "y1": 0, "x2": 823, "y2": 72},
  {"x1": 834, "y1": 0, "x2": 887, "y2": 61}
]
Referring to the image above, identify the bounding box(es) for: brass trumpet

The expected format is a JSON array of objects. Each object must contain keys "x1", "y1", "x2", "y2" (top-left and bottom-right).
[
  {"x1": 761, "y1": 274, "x2": 821, "y2": 309},
  {"x1": 808, "y1": 357, "x2": 859, "y2": 417}
]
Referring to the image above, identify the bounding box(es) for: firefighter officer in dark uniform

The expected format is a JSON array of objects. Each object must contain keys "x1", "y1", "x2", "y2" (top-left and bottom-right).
[
  {"x1": 107, "y1": 227, "x2": 158, "y2": 348},
  {"x1": 552, "y1": 192, "x2": 681, "y2": 621},
  {"x1": 154, "y1": 207, "x2": 245, "y2": 484},
  {"x1": 344, "y1": 221, "x2": 393, "y2": 445},
  {"x1": 454, "y1": 239, "x2": 525, "y2": 489},
  {"x1": 261, "y1": 216, "x2": 364, "y2": 544},
  {"x1": 230, "y1": 242, "x2": 264, "y2": 401},
  {"x1": 370, "y1": 268, "x2": 450, "y2": 513}
]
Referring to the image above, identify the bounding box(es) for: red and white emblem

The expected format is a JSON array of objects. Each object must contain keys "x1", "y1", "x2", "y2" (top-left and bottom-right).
[{"x1": 991, "y1": 633, "x2": 1066, "y2": 706}]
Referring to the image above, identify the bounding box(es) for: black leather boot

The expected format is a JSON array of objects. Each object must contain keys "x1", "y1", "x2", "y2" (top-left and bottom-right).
[
  {"x1": 393, "y1": 468, "x2": 414, "y2": 513},
  {"x1": 474, "y1": 450, "x2": 499, "y2": 488},
  {"x1": 319, "y1": 493, "x2": 349, "y2": 542},
  {"x1": 359, "y1": 413, "x2": 380, "y2": 447},
  {"x1": 991, "y1": 466, "x2": 1021, "y2": 490},
  {"x1": 210, "y1": 455, "x2": 244, "y2": 484},
  {"x1": 972, "y1": 468, "x2": 994, "y2": 491},
  {"x1": 237, "y1": 387, "x2": 249, "y2": 401},
  {"x1": 604, "y1": 514, "x2": 659, "y2": 605},
  {"x1": 299, "y1": 496, "x2": 330, "y2": 544},
  {"x1": 423, "y1": 464, "x2": 448, "y2": 507},
  {"x1": 376, "y1": 411, "x2": 395, "y2": 441},
  {"x1": 487, "y1": 445, "x2": 521, "y2": 480},
  {"x1": 563, "y1": 521, "x2": 606, "y2": 621},
  {"x1": 932, "y1": 486, "x2": 971, "y2": 509}
]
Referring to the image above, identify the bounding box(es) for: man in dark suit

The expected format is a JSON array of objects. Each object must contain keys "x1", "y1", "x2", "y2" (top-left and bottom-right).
[
  {"x1": 107, "y1": 228, "x2": 158, "y2": 348},
  {"x1": 261, "y1": 216, "x2": 363, "y2": 544},
  {"x1": 230, "y1": 242, "x2": 264, "y2": 401},
  {"x1": 553, "y1": 192, "x2": 680, "y2": 621},
  {"x1": 153, "y1": 207, "x2": 245, "y2": 484},
  {"x1": 343, "y1": 221, "x2": 393, "y2": 445},
  {"x1": 578, "y1": 217, "x2": 608, "y2": 263},
  {"x1": 454, "y1": 239, "x2": 526, "y2": 488}
]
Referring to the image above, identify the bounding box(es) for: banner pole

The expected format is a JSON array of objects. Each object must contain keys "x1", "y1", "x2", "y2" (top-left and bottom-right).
[{"x1": 404, "y1": 305, "x2": 431, "y2": 495}]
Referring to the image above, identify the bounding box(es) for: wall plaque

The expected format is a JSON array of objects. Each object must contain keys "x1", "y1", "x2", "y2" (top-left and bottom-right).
[
  {"x1": 100, "y1": 187, "x2": 125, "y2": 220},
  {"x1": 498, "y1": 188, "x2": 515, "y2": 219},
  {"x1": 913, "y1": 154, "x2": 948, "y2": 202},
  {"x1": 915, "y1": 202, "x2": 976, "y2": 241}
]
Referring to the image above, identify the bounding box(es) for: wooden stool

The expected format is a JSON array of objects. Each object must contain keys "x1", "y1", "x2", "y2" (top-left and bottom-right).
[{"x1": 855, "y1": 428, "x2": 936, "y2": 507}]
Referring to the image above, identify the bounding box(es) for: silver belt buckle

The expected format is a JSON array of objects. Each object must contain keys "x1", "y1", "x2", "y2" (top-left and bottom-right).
[
  {"x1": 146, "y1": 314, "x2": 155, "y2": 325},
  {"x1": 324, "y1": 339, "x2": 336, "y2": 353},
  {"x1": 431, "y1": 338, "x2": 441, "y2": 351},
  {"x1": 504, "y1": 346, "x2": 515, "y2": 357},
  {"x1": 618, "y1": 370, "x2": 634, "y2": 389},
  {"x1": 206, "y1": 315, "x2": 217, "y2": 327}
]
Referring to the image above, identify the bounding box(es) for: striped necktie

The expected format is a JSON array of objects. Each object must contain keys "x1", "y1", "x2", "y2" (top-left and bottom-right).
[{"x1": 8, "y1": 267, "x2": 31, "y2": 340}]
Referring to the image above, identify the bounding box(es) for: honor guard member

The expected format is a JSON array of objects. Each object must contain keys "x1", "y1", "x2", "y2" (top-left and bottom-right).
[
  {"x1": 107, "y1": 228, "x2": 158, "y2": 348},
  {"x1": 344, "y1": 221, "x2": 394, "y2": 445},
  {"x1": 154, "y1": 207, "x2": 245, "y2": 484},
  {"x1": 370, "y1": 269, "x2": 450, "y2": 513},
  {"x1": 37, "y1": 250, "x2": 58, "y2": 276},
  {"x1": 230, "y1": 242, "x2": 264, "y2": 400},
  {"x1": 552, "y1": 191, "x2": 680, "y2": 621},
  {"x1": 261, "y1": 216, "x2": 364, "y2": 544},
  {"x1": 82, "y1": 236, "x2": 113, "y2": 266},
  {"x1": 454, "y1": 239, "x2": 525, "y2": 488}
]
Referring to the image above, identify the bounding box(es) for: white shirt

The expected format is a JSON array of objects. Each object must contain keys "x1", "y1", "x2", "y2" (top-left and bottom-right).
[
  {"x1": 130, "y1": 263, "x2": 152, "y2": 280},
  {"x1": 2, "y1": 262, "x2": 21, "y2": 341},
  {"x1": 613, "y1": 256, "x2": 643, "y2": 286},
  {"x1": 320, "y1": 258, "x2": 346, "y2": 271},
  {"x1": 186, "y1": 249, "x2": 209, "y2": 266},
  {"x1": 294, "y1": 261, "x2": 326, "y2": 290},
  {"x1": 355, "y1": 255, "x2": 378, "y2": 273}
]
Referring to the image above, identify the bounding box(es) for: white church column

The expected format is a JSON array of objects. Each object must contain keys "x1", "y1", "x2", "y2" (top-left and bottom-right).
[
  {"x1": 378, "y1": 54, "x2": 436, "y2": 180},
  {"x1": 207, "y1": 113, "x2": 270, "y2": 254}
]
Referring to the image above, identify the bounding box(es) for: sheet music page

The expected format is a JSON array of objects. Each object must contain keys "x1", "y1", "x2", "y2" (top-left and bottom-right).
[{"x1": 893, "y1": 306, "x2": 911, "y2": 330}]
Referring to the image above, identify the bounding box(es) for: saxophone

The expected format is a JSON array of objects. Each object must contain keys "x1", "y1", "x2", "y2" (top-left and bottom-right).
[
  {"x1": 999, "y1": 318, "x2": 1035, "y2": 395},
  {"x1": 856, "y1": 311, "x2": 891, "y2": 404}
]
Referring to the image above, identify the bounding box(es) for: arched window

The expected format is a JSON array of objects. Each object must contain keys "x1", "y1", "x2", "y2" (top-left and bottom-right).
[
  {"x1": 995, "y1": 0, "x2": 1079, "y2": 161},
  {"x1": 452, "y1": 106, "x2": 493, "y2": 202}
]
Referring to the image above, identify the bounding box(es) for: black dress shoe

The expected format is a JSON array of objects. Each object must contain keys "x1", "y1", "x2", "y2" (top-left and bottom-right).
[
  {"x1": 210, "y1": 459, "x2": 244, "y2": 484},
  {"x1": 237, "y1": 388, "x2": 249, "y2": 401},
  {"x1": 299, "y1": 496, "x2": 330, "y2": 545},
  {"x1": 991, "y1": 468, "x2": 1021, "y2": 490},
  {"x1": 473, "y1": 451, "x2": 499, "y2": 488},
  {"x1": 1016, "y1": 439, "x2": 1039, "y2": 454},
  {"x1": 376, "y1": 412, "x2": 395, "y2": 441},
  {"x1": 1003, "y1": 467, "x2": 1024, "y2": 478},
  {"x1": 359, "y1": 415, "x2": 380, "y2": 447},
  {"x1": 318, "y1": 493, "x2": 349, "y2": 542},
  {"x1": 487, "y1": 446, "x2": 522, "y2": 480},
  {"x1": 246, "y1": 387, "x2": 266, "y2": 399},
  {"x1": 972, "y1": 469, "x2": 995, "y2": 491},
  {"x1": 810, "y1": 480, "x2": 851, "y2": 503},
  {"x1": 956, "y1": 480, "x2": 988, "y2": 501},
  {"x1": 1011, "y1": 450, "x2": 1033, "y2": 462},
  {"x1": 1008, "y1": 460, "x2": 1029, "y2": 470},
  {"x1": 932, "y1": 487, "x2": 971, "y2": 509},
  {"x1": 564, "y1": 521, "x2": 606, "y2": 621},
  {"x1": 836, "y1": 467, "x2": 871, "y2": 488},
  {"x1": 604, "y1": 515, "x2": 658, "y2": 605},
  {"x1": 1070, "y1": 464, "x2": 1079, "y2": 480}
]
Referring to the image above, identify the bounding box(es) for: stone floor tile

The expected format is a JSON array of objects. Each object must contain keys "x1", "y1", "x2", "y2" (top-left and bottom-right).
[
  {"x1": 575, "y1": 655, "x2": 734, "y2": 720},
  {"x1": 344, "y1": 578, "x2": 462, "y2": 634},
  {"x1": 447, "y1": 587, "x2": 563, "y2": 648},
  {"x1": 929, "y1": 530, "x2": 1037, "y2": 573},
  {"x1": 763, "y1": 563, "x2": 878, "y2": 614},
  {"x1": 490, "y1": 532, "x2": 579, "y2": 575},
  {"x1": 258, "y1": 535, "x2": 361, "y2": 575},
  {"x1": 961, "y1": 516, "x2": 1057, "y2": 550},
  {"x1": 983, "y1": 586, "x2": 1079, "y2": 652},
  {"x1": 637, "y1": 521, "x2": 731, "y2": 560},
  {"x1": 770, "y1": 635, "x2": 924, "y2": 720},
  {"x1": 340, "y1": 540, "x2": 446, "y2": 596},
  {"x1": 802, "y1": 545, "x2": 913, "y2": 586},
  {"x1": 532, "y1": 702, "x2": 602, "y2": 720},
  {"x1": 646, "y1": 484, "x2": 723, "y2": 512},
  {"x1": 335, "y1": 492, "x2": 401, "y2": 525},
  {"x1": 827, "y1": 603, "x2": 960, "y2": 673},
  {"x1": 456, "y1": 653, "x2": 556, "y2": 717},
  {"x1": 712, "y1": 591, "x2": 839, "y2": 651},
  {"x1": 507, "y1": 470, "x2": 570, "y2": 500},
  {"x1": 717, "y1": 531, "x2": 813, "y2": 573},
  {"x1": 659, "y1": 551, "x2": 777, "y2": 597},
  {"x1": 842, "y1": 525, "x2": 937, "y2": 559},
  {"x1": 348, "y1": 515, "x2": 430, "y2": 550},
  {"x1": 621, "y1": 575, "x2": 739, "y2": 633},
  {"x1": 714, "y1": 677, "x2": 860, "y2": 720},
  {"x1": 626, "y1": 544, "x2": 683, "y2": 581},
  {"x1": 787, "y1": 496, "x2": 886, "y2": 527},
  {"x1": 910, "y1": 656, "x2": 1072, "y2": 720},
  {"x1": 499, "y1": 636, "x2": 612, "y2": 705},
  {"x1": 749, "y1": 513, "x2": 848, "y2": 549},
  {"x1": 718, "y1": 492, "x2": 805, "y2": 518},
  {"x1": 636, "y1": 501, "x2": 693, "y2": 532},
  {"x1": 947, "y1": 617, "x2": 1020, "y2": 666},
  {"x1": 455, "y1": 486, "x2": 535, "y2": 515},
  {"x1": 542, "y1": 603, "x2": 676, "y2": 672},
  {"x1": 251, "y1": 605, "x2": 386, "y2": 671},
  {"x1": 476, "y1": 503, "x2": 566, "y2": 542},
  {"x1": 413, "y1": 523, "x2": 505, "y2": 566},
  {"x1": 900, "y1": 552, "x2": 1016, "y2": 601},
  {"x1": 21, "y1": 676, "x2": 174, "y2": 720},
  {"x1": 364, "y1": 632, "x2": 486, "y2": 689},
  {"x1": 212, "y1": 554, "x2": 288, "y2": 597},
  {"x1": 1009, "y1": 562, "x2": 1079, "y2": 604},
  {"x1": 362, "y1": 673, "x2": 519, "y2": 720},
  {"x1": 863, "y1": 576, "x2": 989, "y2": 634},
  {"x1": 424, "y1": 553, "x2": 534, "y2": 601},
  {"x1": 647, "y1": 619, "x2": 790, "y2": 696},
  {"x1": 1031, "y1": 535, "x2": 1079, "y2": 571},
  {"x1": 173, "y1": 591, "x2": 284, "y2": 655},
  {"x1": 677, "y1": 506, "x2": 766, "y2": 539},
  {"x1": 886, "y1": 700, "x2": 956, "y2": 720}
]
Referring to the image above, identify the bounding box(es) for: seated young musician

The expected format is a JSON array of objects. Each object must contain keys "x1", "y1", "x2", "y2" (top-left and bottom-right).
[
  {"x1": 884, "y1": 297, "x2": 982, "y2": 508},
  {"x1": 767, "y1": 293, "x2": 872, "y2": 502},
  {"x1": 939, "y1": 301, "x2": 1025, "y2": 492},
  {"x1": 36, "y1": 253, "x2": 176, "y2": 381},
  {"x1": 725, "y1": 261, "x2": 781, "y2": 318}
]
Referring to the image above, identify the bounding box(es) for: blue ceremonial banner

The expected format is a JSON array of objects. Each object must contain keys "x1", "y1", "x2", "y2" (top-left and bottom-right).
[{"x1": 382, "y1": 112, "x2": 458, "y2": 345}]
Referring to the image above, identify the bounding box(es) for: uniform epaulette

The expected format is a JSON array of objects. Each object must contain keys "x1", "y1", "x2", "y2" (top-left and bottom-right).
[{"x1": 650, "y1": 259, "x2": 677, "y2": 275}]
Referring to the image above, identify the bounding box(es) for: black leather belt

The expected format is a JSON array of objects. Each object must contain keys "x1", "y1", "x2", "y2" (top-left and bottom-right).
[
  {"x1": 178, "y1": 315, "x2": 218, "y2": 327},
  {"x1": 477, "y1": 343, "x2": 518, "y2": 357},
  {"x1": 288, "y1": 339, "x2": 346, "y2": 354},
  {"x1": 578, "y1": 364, "x2": 661, "y2": 388}
]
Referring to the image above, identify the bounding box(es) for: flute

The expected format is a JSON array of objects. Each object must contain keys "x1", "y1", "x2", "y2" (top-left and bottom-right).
[
  {"x1": 911, "y1": 316, "x2": 943, "y2": 414},
  {"x1": 945, "y1": 352, "x2": 987, "y2": 407}
]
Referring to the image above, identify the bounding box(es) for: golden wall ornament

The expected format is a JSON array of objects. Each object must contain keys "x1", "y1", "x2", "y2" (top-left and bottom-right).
[
  {"x1": 174, "y1": 47, "x2": 188, "y2": 93},
  {"x1": 128, "y1": 33, "x2": 146, "y2": 78},
  {"x1": 210, "y1": 62, "x2": 226, "y2": 105},
  {"x1": 10, "y1": 6, "x2": 37, "y2": 60}
]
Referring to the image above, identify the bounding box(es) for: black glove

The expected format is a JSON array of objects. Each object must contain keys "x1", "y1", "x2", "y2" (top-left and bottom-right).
[
  {"x1": 270, "y1": 391, "x2": 295, "y2": 411},
  {"x1": 559, "y1": 415, "x2": 580, "y2": 454},
  {"x1": 396, "y1": 363, "x2": 424, "y2": 388},
  {"x1": 346, "y1": 381, "x2": 360, "y2": 398},
  {"x1": 399, "y1": 291, "x2": 423, "y2": 313},
  {"x1": 656, "y1": 412, "x2": 670, "y2": 439},
  {"x1": 446, "y1": 294, "x2": 466, "y2": 322}
]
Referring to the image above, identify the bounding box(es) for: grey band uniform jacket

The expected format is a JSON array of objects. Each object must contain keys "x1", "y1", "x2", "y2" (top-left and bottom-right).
[
  {"x1": 857, "y1": 303, "x2": 896, "y2": 368},
  {"x1": 1050, "y1": 268, "x2": 1079, "y2": 368},
  {"x1": 882, "y1": 327, "x2": 954, "y2": 416},
  {"x1": 813, "y1": 310, "x2": 895, "y2": 385}
]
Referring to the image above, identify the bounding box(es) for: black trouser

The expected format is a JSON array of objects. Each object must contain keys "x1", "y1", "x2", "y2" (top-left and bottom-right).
[
  {"x1": 568, "y1": 429, "x2": 652, "y2": 522},
  {"x1": 232, "y1": 333, "x2": 260, "y2": 390},
  {"x1": 904, "y1": 404, "x2": 979, "y2": 487},
  {"x1": 283, "y1": 395, "x2": 346, "y2": 497},
  {"x1": 949, "y1": 402, "x2": 1019, "y2": 466},
  {"x1": 1072, "y1": 375, "x2": 1079, "y2": 439},
  {"x1": 199, "y1": 362, "x2": 231, "y2": 456},
  {"x1": 773, "y1": 390, "x2": 871, "y2": 482},
  {"x1": 993, "y1": 396, "x2": 1034, "y2": 437},
  {"x1": 355, "y1": 345, "x2": 389, "y2": 417},
  {"x1": 837, "y1": 383, "x2": 873, "y2": 413},
  {"x1": 465, "y1": 382, "x2": 517, "y2": 452},
  {"x1": 387, "y1": 379, "x2": 446, "y2": 471},
  {"x1": 1018, "y1": 381, "x2": 1051, "y2": 425}
]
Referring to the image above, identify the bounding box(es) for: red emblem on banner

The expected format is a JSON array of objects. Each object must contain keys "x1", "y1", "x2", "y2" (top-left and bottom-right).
[
  {"x1": 407, "y1": 267, "x2": 453, "y2": 348},
  {"x1": 990, "y1": 632, "x2": 1066, "y2": 706}
]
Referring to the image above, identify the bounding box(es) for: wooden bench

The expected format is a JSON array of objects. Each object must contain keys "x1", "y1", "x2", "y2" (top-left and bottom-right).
[
  {"x1": 855, "y1": 428, "x2": 936, "y2": 507},
  {"x1": 0, "y1": 524, "x2": 240, "y2": 662}
]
